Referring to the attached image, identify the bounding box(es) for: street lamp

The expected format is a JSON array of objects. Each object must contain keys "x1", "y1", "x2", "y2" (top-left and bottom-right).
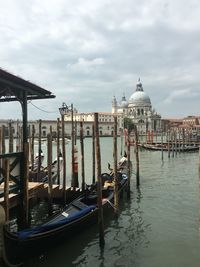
[
  {"x1": 59, "y1": 102, "x2": 78, "y2": 191},
  {"x1": 59, "y1": 102, "x2": 68, "y2": 203}
]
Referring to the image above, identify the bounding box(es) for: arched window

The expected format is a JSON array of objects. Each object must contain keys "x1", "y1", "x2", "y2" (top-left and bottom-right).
[{"x1": 138, "y1": 119, "x2": 145, "y2": 124}]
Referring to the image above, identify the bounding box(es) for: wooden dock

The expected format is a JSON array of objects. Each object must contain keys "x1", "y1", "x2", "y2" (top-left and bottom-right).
[{"x1": 0, "y1": 182, "x2": 80, "y2": 209}]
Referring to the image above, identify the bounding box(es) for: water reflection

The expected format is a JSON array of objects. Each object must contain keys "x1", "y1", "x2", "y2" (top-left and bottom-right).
[
  {"x1": 73, "y1": 188, "x2": 151, "y2": 267},
  {"x1": 13, "y1": 139, "x2": 200, "y2": 266}
]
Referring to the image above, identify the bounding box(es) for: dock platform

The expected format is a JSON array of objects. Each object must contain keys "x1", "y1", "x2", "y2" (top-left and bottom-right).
[{"x1": 0, "y1": 182, "x2": 80, "y2": 209}]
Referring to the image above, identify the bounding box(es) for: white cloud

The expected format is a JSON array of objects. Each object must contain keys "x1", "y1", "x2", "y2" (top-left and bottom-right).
[
  {"x1": 163, "y1": 89, "x2": 198, "y2": 104},
  {"x1": 67, "y1": 57, "x2": 105, "y2": 73}
]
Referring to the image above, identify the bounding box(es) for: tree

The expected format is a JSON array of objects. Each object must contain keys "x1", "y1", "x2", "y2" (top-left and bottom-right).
[{"x1": 123, "y1": 117, "x2": 135, "y2": 133}]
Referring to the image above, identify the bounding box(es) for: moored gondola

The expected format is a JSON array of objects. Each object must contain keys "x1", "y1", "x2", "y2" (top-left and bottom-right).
[
  {"x1": 141, "y1": 143, "x2": 199, "y2": 152},
  {"x1": 3, "y1": 167, "x2": 128, "y2": 265}
]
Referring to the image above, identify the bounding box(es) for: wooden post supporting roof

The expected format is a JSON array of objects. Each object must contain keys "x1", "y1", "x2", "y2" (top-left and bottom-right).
[{"x1": 0, "y1": 68, "x2": 55, "y2": 226}]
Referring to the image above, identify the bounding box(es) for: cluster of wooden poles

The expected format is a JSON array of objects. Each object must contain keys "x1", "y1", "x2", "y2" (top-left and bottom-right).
[
  {"x1": 146, "y1": 127, "x2": 197, "y2": 144},
  {"x1": 0, "y1": 113, "x2": 141, "y2": 247},
  {"x1": 95, "y1": 114, "x2": 140, "y2": 246}
]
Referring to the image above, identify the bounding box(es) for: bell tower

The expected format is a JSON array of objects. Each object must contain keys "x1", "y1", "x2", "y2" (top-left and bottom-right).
[{"x1": 112, "y1": 96, "x2": 117, "y2": 113}]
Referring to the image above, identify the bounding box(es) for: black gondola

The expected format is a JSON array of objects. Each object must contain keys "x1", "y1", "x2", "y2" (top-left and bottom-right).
[
  {"x1": 3, "y1": 169, "x2": 128, "y2": 265},
  {"x1": 141, "y1": 143, "x2": 199, "y2": 152}
]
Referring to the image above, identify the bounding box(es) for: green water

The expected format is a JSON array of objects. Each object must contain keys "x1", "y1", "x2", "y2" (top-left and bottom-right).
[{"x1": 23, "y1": 138, "x2": 200, "y2": 266}]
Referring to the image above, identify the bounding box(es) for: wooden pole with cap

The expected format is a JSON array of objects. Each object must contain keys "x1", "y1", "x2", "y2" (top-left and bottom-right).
[
  {"x1": 94, "y1": 112, "x2": 105, "y2": 247},
  {"x1": 113, "y1": 116, "x2": 119, "y2": 216}
]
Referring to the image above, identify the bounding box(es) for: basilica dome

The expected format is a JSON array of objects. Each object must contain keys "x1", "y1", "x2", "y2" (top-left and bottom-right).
[
  {"x1": 120, "y1": 95, "x2": 128, "y2": 108},
  {"x1": 129, "y1": 79, "x2": 151, "y2": 106},
  {"x1": 129, "y1": 91, "x2": 151, "y2": 105}
]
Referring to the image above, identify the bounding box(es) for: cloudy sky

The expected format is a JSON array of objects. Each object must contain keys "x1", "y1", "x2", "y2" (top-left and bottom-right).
[{"x1": 0, "y1": 0, "x2": 200, "y2": 120}]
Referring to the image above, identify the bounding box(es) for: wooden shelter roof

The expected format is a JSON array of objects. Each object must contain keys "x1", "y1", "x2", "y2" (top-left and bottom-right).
[{"x1": 0, "y1": 68, "x2": 55, "y2": 102}]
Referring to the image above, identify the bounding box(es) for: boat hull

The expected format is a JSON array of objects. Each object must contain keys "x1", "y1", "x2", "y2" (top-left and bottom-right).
[{"x1": 3, "y1": 174, "x2": 128, "y2": 264}]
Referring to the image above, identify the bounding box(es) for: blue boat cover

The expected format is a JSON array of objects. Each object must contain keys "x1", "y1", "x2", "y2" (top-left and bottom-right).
[{"x1": 18, "y1": 205, "x2": 96, "y2": 240}]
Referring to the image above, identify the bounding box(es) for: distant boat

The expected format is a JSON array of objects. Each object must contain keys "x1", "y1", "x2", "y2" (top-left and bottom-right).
[
  {"x1": 52, "y1": 138, "x2": 71, "y2": 144},
  {"x1": 29, "y1": 152, "x2": 63, "y2": 183},
  {"x1": 34, "y1": 139, "x2": 46, "y2": 145},
  {"x1": 29, "y1": 150, "x2": 45, "y2": 172},
  {"x1": 141, "y1": 143, "x2": 199, "y2": 152}
]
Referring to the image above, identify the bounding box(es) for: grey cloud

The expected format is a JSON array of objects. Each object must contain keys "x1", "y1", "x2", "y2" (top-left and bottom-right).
[{"x1": 0, "y1": 0, "x2": 200, "y2": 119}]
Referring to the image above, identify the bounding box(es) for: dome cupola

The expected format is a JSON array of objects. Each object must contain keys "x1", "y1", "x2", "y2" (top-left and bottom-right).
[
  {"x1": 129, "y1": 78, "x2": 151, "y2": 107},
  {"x1": 120, "y1": 94, "x2": 128, "y2": 108}
]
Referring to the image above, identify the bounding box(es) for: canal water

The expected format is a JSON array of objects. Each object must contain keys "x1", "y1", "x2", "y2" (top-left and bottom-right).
[{"x1": 16, "y1": 138, "x2": 200, "y2": 266}]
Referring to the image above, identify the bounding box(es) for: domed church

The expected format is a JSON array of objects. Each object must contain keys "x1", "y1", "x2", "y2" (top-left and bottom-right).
[{"x1": 112, "y1": 79, "x2": 161, "y2": 133}]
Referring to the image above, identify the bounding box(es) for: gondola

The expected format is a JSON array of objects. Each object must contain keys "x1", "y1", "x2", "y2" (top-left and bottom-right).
[
  {"x1": 141, "y1": 143, "x2": 199, "y2": 152},
  {"x1": 3, "y1": 166, "x2": 128, "y2": 265},
  {"x1": 29, "y1": 152, "x2": 63, "y2": 183}
]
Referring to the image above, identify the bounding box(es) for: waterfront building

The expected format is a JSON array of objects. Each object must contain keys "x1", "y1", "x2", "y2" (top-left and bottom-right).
[
  {"x1": 112, "y1": 79, "x2": 162, "y2": 133},
  {"x1": 0, "y1": 116, "x2": 121, "y2": 139},
  {"x1": 64, "y1": 112, "x2": 123, "y2": 136}
]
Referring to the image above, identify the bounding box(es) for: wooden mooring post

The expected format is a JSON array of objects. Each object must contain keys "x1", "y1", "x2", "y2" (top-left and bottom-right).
[
  {"x1": 135, "y1": 126, "x2": 140, "y2": 187},
  {"x1": 1, "y1": 126, "x2": 5, "y2": 155},
  {"x1": 8, "y1": 121, "x2": 13, "y2": 153},
  {"x1": 61, "y1": 113, "x2": 66, "y2": 204},
  {"x1": 172, "y1": 130, "x2": 175, "y2": 158},
  {"x1": 167, "y1": 130, "x2": 171, "y2": 158},
  {"x1": 16, "y1": 120, "x2": 20, "y2": 152},
  {"x1": 94, "y1": 113, "x2": 105, "y2": 247},
  {"x1": 127, "y1": 132, "x2": 131, "y2": 199},
  {"x1": 199, "y1": 146, "x2": 200, "y2": 178},
  {"x1": 178, "y1": 129, "x2": 181, "y2": 154},
  {"x1": 161, "y1": 131, "x2": 164, "y2": 161},
  {"x1": 113, "y1": 116, "x2": 119, "y2": 216},
  {"x1": 175, "y1": 130, "x2": 178, "y2": 156},
  {"x1": 0, "y1": 128, "x2": 2, "y2": 169},
  {"x1": 92, "y1": 124, "x2": 95, "y2": 184},
  {"x1": 22, "y1": 142, "x2": 29, "y2": 227},
  {"x1": 0, "y1": 205, "x2": 6, "y2": 262},
  {"x1": 30, "y1": 125, "x2": 35, "y2": 171},
  {"x1": 80, "y1": 121, "x2": 85, "y2": 192},
  {"x1": 57, "y1": 118, "x2": 61, "y2": 185},
  {"x1": 4, "y1": 159, "x2": 10, "y2": 221},
  {"x1": 47, "y1": 133, "x2": 53, "y2": 214},
  {"x1": 37, "y1": 119, "x2": 42, "y2": 181}
]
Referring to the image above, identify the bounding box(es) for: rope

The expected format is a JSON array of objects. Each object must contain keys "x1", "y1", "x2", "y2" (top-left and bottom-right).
[
  {"x1": 105, "y1": 199, "x2": 115, "y2": 210},
  {"x1": 28, "y1": 101, "x2": 58, "y2": 114}
]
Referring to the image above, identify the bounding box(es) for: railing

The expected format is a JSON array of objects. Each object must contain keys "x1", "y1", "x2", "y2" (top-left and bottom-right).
[{"x1": 0, "y1": 152, "x2": 23, "y2": 197}]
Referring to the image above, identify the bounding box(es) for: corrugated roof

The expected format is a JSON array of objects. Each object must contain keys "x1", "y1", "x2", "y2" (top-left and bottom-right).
[{"x1": 0, "y1": 68, "x2": 55, "y2": 102}]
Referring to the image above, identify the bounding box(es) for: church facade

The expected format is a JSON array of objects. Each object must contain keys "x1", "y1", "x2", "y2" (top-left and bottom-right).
[{"x1": 112, "y1": 79, "x2": 162, "y2": 133}]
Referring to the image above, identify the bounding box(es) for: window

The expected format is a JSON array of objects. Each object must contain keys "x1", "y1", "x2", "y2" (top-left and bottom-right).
[{"x1": 138, "y1": 119, "x2": 145, "y2": 123}]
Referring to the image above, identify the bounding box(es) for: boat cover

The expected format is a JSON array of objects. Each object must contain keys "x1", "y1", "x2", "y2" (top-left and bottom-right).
[{"x1": 18, "y1": 205, "x2": 96, "y2": 240}]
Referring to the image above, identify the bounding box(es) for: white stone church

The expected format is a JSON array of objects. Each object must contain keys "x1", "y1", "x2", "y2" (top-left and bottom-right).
[{"x1": 112, "y1": 79, "x2": 161, "y2": 133}]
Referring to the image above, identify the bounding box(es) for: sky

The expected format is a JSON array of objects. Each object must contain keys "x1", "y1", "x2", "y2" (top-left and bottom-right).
[{"x1": 0, "y1": 0, "x2": 200, "y2": 120}]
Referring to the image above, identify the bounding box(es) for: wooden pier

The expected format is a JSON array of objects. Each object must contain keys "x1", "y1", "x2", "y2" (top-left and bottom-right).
[{"x1": 0, "y1": 182, "x2": 80, "y2": 210}]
